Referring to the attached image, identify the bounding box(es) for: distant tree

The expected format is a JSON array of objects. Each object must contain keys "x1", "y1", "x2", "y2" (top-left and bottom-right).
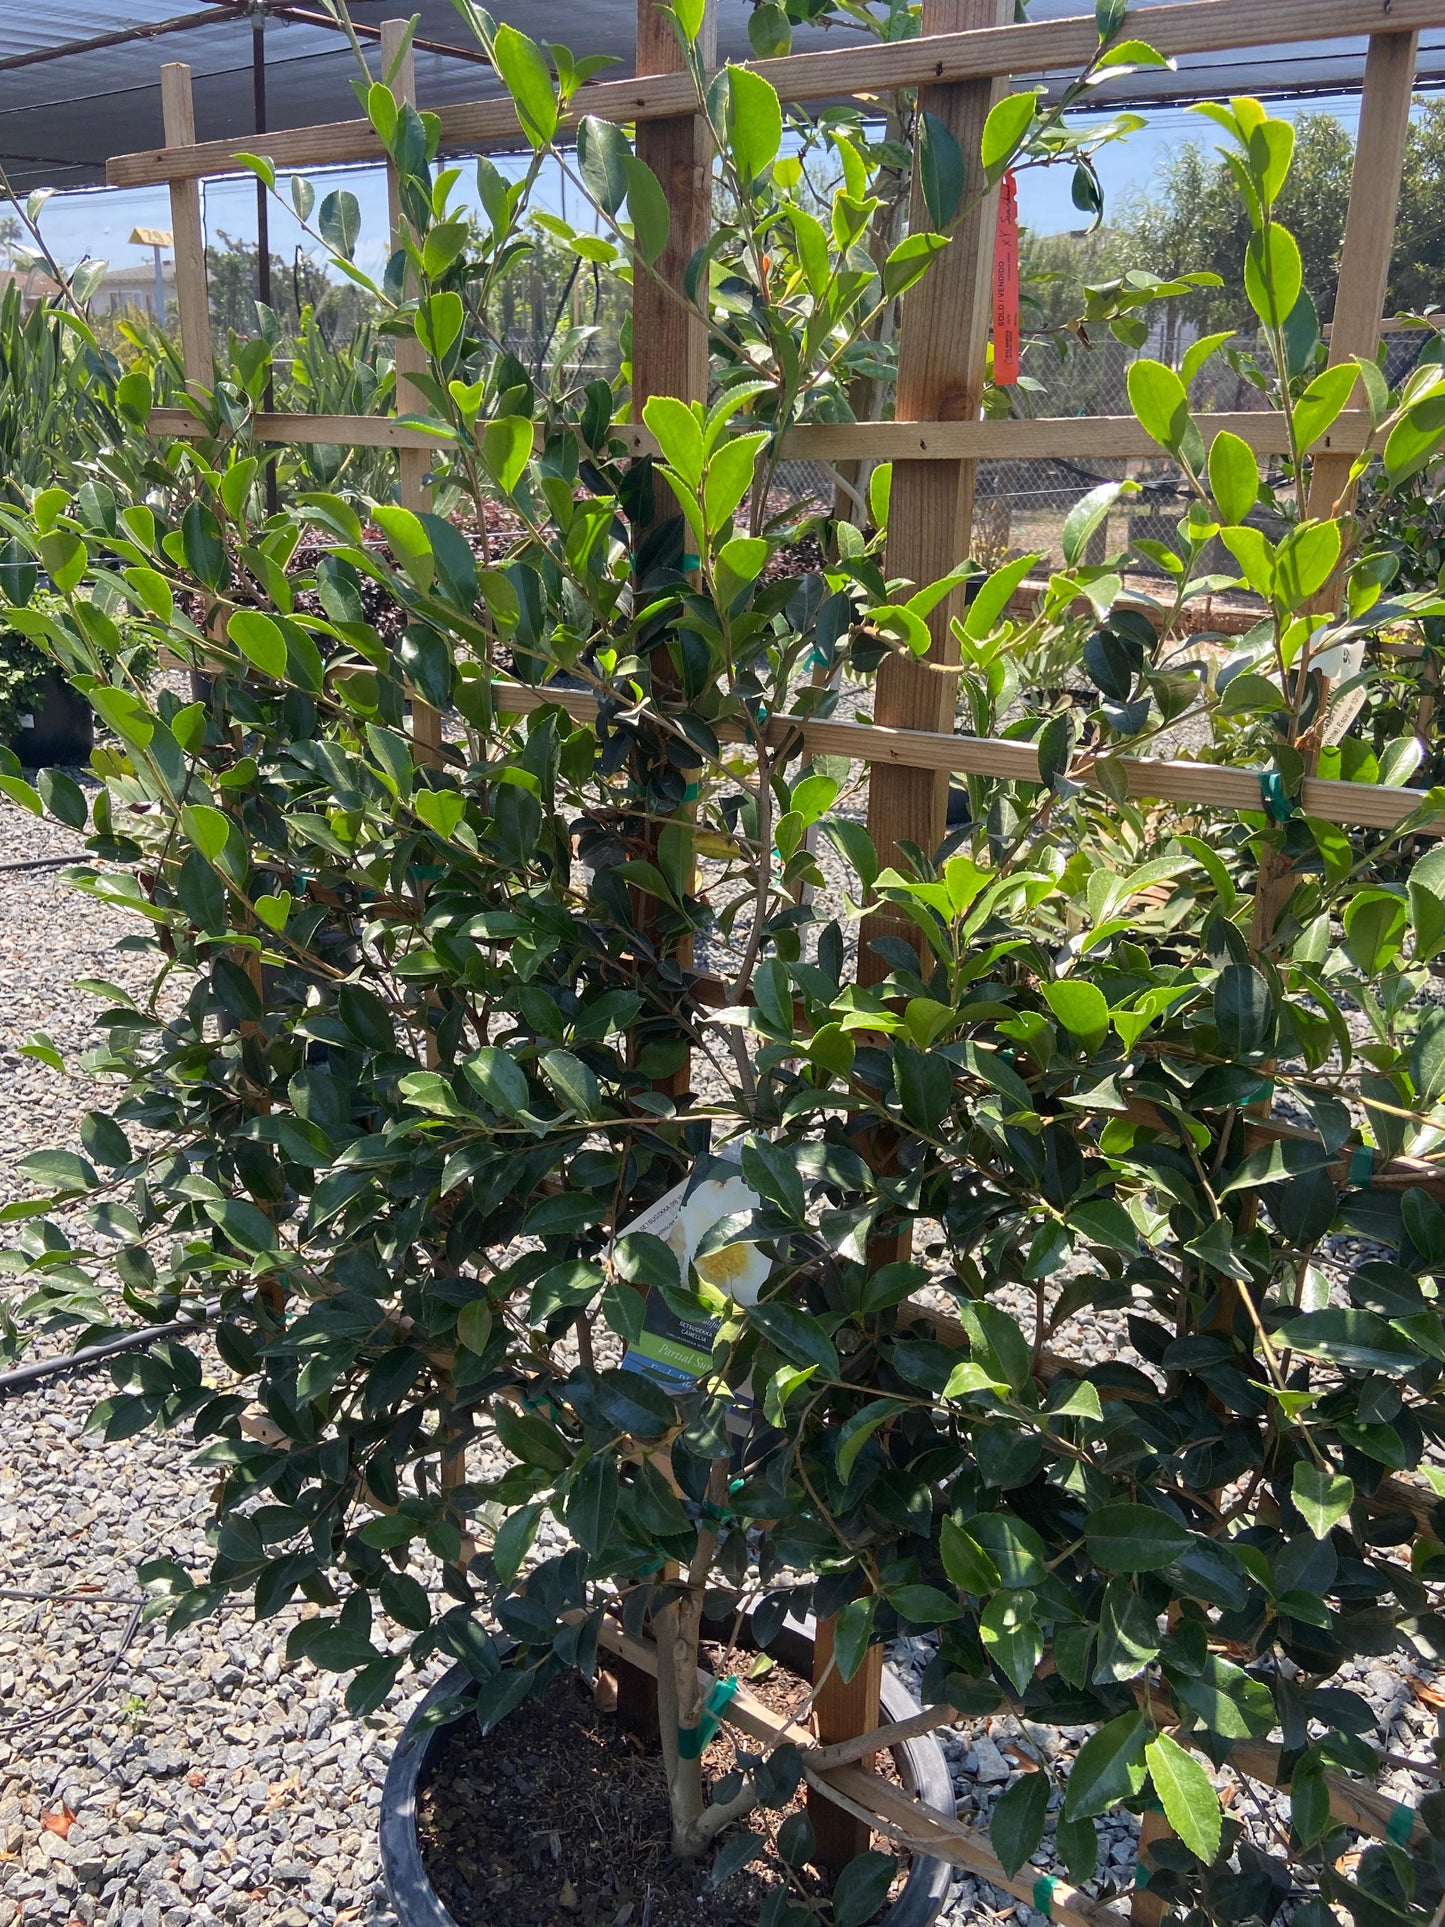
[
  {"x1": 1109, "y1": 103, "x2": 1445, "y2": 337},
  {"x1": 1017, "y1": 225, "x2": 1137, "y2": 414},
  {"x1": 1390, "y1": 97, "x2": 1445, "y2": 314},
  {"x1": 1117, "y1": 112, "x2": 1355, "y2": 337},
  {"x1": 204, "y1": 230, "x2": 372, "y2": 345}
]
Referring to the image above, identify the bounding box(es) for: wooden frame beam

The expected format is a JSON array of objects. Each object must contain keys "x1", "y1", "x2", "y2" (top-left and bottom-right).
[
  {"x1": 108, "y1": 0, "x2": 1445, "y2": 187},
  {"x1": 145, "y1": 404, "x2": 1376, "y2": 462},
  {"x1": 486, "y1": 680, "x2": 1439, "y2": 831}
]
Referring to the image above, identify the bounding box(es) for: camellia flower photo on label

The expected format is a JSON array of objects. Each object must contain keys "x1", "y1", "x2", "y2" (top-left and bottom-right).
[{"x1": 666, "y1": 1173, "x2": 771, "y2": 1307}]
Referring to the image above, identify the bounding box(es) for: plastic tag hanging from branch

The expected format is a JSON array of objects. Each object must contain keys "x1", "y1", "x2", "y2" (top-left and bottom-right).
[{"x1": 992, "y1": 169, "x2": 1020, "y2": 387}]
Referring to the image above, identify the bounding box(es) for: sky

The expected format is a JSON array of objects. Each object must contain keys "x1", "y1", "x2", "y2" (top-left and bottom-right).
[{"x1": 27, "y1": 94, "x2": 1368, "y2": 285}]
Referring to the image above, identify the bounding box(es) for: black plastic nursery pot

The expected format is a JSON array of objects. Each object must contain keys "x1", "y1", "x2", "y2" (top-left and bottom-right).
[
  {"x1": 380, "y1": 1613, "x2": 955, "y2": 1927},
  {"x1": 6, "y1": 669, "x2": 94, "y2": 768}
]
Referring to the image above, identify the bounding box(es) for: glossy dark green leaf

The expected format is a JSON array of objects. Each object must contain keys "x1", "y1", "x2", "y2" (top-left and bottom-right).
[
  {"x1": 1085, "y1": 1503, "x2": 1192, "y2": 1572},
  {"x1": 990, "y1": 1771, "x2": 1049, "y2": 1878},
  {"x1": 1060, "y1": 1710, "x2": 1148, "y2": 1821}
]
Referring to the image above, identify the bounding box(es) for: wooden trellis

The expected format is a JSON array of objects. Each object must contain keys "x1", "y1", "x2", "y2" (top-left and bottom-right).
[{"x1": 112, "y1": 0, "x2": 1445, "y2": 1895}]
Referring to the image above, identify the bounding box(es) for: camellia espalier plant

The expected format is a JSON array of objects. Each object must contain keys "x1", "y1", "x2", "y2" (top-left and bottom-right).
[{"x1": 6, "y1": 0, "x2": 1445, "y2": 1920}]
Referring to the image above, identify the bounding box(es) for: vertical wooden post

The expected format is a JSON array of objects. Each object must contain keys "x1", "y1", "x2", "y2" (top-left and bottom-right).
[
  {"x1": 381, "y1": 18, "x2": 442, "y2": 770},
  {"x1": 1306, "y1": 31, "x2": 1418, "y2": 531},
  {"x1": 632, "y1": 0, "x2": 715, "y2": 444},
  {"x1": 1132, "y1": 1809, "x2": 1172, "y2": 1927},
  {"x1": 859, "y1": 0, "x2": 1013, "y2": 986},
  {"x1": 820, "y1": 4, "x2": 1011, "y2": 1867},
  {"x1": 1308, "y1": 31, "x2": 1420, "y2": 753},
  {"x1": 625, "y1": 0, "x2": 715, "y2": 1100},
  {"x1": 809, "y1": 1615, "x2": 886, "y2": 1874},
  {"x1": 160, "y1": 64, "x2": 214, "y2": 395}
]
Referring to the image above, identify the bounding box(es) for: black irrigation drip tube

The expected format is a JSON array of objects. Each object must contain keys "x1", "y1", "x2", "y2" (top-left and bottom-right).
[
  {"x1": 0, "y1": 1316, "x2": 209, "y2": 1401},
  {"x1": 0, "y1": 854, "x2": 84, "y2": 874}
]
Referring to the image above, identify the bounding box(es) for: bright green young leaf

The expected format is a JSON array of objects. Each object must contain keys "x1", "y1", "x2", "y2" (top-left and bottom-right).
[
  {"x1": 1244, "y1": 221, "x2": 1303, "y2": 329},
  {"x1": 481, "y1": 415, "x2": 533, "y2": 495},
  {"x1": 705, "y1": 432, "x2": 768, "y2": 535},
  {"x1": 1145, "y1": 1733, "x2": 1222, "y2": 1864},
  {"x1": 228, "y1": 609, "x2": 288, "y2": 680},
  {"x1": 1044, "y1": 979, "x2": 1109, "y2": 1049},
  {"x1": 981, "y1": 91, "x2": 1036, "y2": 175},
  {"x1": 1293, "y1": 361, "x2": 1360, "y2": 449},
  {"x1": 979, "y1": 1588, "x2": 1042, "y2": 1695},
  {"x1": 728, "y1": 66, "x2": 783, "y2": 182},
  {"x1": 1291, "y1": 1460, "x2": 1354, "y2": 1538},
  {"x1": 1274, "y1": 520, "x2": 1341, "y2": 608},
  {"x1": 1207, "y1": 431, "x2": 1258, "y2": 525},
  {"x1": 494, "y1": 25, "x2": 558, "y2": 147},
  {"x1": 181, "y1": 804, "x2": 231, "y2": 863},
  {"x1": 644, "y1": 396, "x2": 705, "y2": 489},
  {"x1": 1062, "y1": 480, "x2": 1130, "y2": 566},
  {"x1": 1127, "y1": 359, "x2": 1198, "y2": 467}
]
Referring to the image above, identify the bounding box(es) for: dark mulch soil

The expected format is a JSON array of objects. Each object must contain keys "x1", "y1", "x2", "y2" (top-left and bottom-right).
[{"x1": 414, "y1": 1651, "x2": 909, "y2": 1927}]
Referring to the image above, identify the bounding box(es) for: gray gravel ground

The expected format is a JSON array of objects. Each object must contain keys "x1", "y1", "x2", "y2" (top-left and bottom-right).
[
  {"x1": 0, "y1": 795, "x2": 420, "y2": 1927},
  {"x1": 2, "y1": 775, "x2": 1441, "y2": 1927}
]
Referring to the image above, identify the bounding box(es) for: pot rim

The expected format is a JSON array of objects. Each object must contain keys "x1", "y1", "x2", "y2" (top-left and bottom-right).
[{"x1": 380, "y1": 1611, "x2": 955, "y2": 1927}]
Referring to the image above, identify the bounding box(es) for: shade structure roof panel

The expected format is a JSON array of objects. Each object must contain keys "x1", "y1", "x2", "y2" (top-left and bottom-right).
[{"x1": 6, "y1": 1, "x2": 1445, "y2": 194}]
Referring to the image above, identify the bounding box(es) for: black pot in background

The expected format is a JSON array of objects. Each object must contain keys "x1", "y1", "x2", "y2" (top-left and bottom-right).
[
  {"x1": 7, "y1": 671, "x2": 93, "y2": 769},
  {"x1": 380, "y1": 1614, "x2": 955, "y2": 1927}
]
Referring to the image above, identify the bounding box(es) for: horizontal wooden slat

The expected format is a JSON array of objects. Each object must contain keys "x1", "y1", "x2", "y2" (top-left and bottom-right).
[
  {"x1": 147, "y1": 405, "x2": 1374, "y2": 461},
  {"x1": 489, "y1": 681, "x2": 1439, "y2": 830},
  {"x1": 147, "y1": 407, "x2": 451, "y2": 450},
  {"x1": 108, "y1": 0, "x2": 1445, "y2": 186}
]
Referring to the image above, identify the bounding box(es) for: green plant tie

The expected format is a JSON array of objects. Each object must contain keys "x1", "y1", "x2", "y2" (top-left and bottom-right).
[
  {"x1": 1349, "y1": 1144, "x2": 1376, "y2": 1189},
  {"x1": 1257, "y1": 769, "x2": 1297, "y2": 825},
  {"x1": 683, "y1": 782, "x2": 700, "y2": 803},
  {"x1": 1387, "y1": 1802, "x2": 1416, "y2": 1845},
  {"x1": 1033, "y1": 1875, "x2": 1057, "y2": 1917},
  {"x1": 681, "y1": 552, "x2": 701, "y2": 572},
  {"x1": 677, "y1": 1675, "x2": 738, "y2": 1757},
  {"x1": 805, "y1": 643, "x2": 831, "y2": 671},
  {"x1": 1134, "y1": 1865, "x2": 1151, "y2": 1891}
]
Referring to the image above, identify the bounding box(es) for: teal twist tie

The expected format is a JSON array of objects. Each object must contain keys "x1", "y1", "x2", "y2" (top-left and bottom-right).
[
  {"x1": 1387, "y1": 1802, "x2": 1416, "y2": 1846},
  {"x1": 1033, "y1": 1875, "x2": 1057, "y2": 1918},
  {"x1": 677, "y1": 1675, "x2": 738, "y2": 1758},
  {"x1": 1257, "y1": 769, "x2": 1297, "y2": 826},
  {"x1": 1348, "y1": 1144, "x2": 1376, "y2": 1189}
]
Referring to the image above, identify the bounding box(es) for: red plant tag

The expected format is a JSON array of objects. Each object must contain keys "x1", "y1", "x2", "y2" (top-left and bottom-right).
[{"x1": 992, "y1": 170, "x2": 1020, "y2": 387}]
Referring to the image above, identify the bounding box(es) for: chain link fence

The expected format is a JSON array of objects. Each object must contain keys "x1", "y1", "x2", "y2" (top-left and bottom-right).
[{"x1": 772, "y1": 329, "x2": 1432, "y2": 574}]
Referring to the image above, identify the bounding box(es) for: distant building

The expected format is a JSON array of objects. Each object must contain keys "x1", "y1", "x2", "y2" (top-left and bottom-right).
[
  {"x1": 89, "y1": 261, "x2": 177, "y2": 318},
  {"x1": 0, "y1": 266, "x2": 62, "y2": 312}
]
